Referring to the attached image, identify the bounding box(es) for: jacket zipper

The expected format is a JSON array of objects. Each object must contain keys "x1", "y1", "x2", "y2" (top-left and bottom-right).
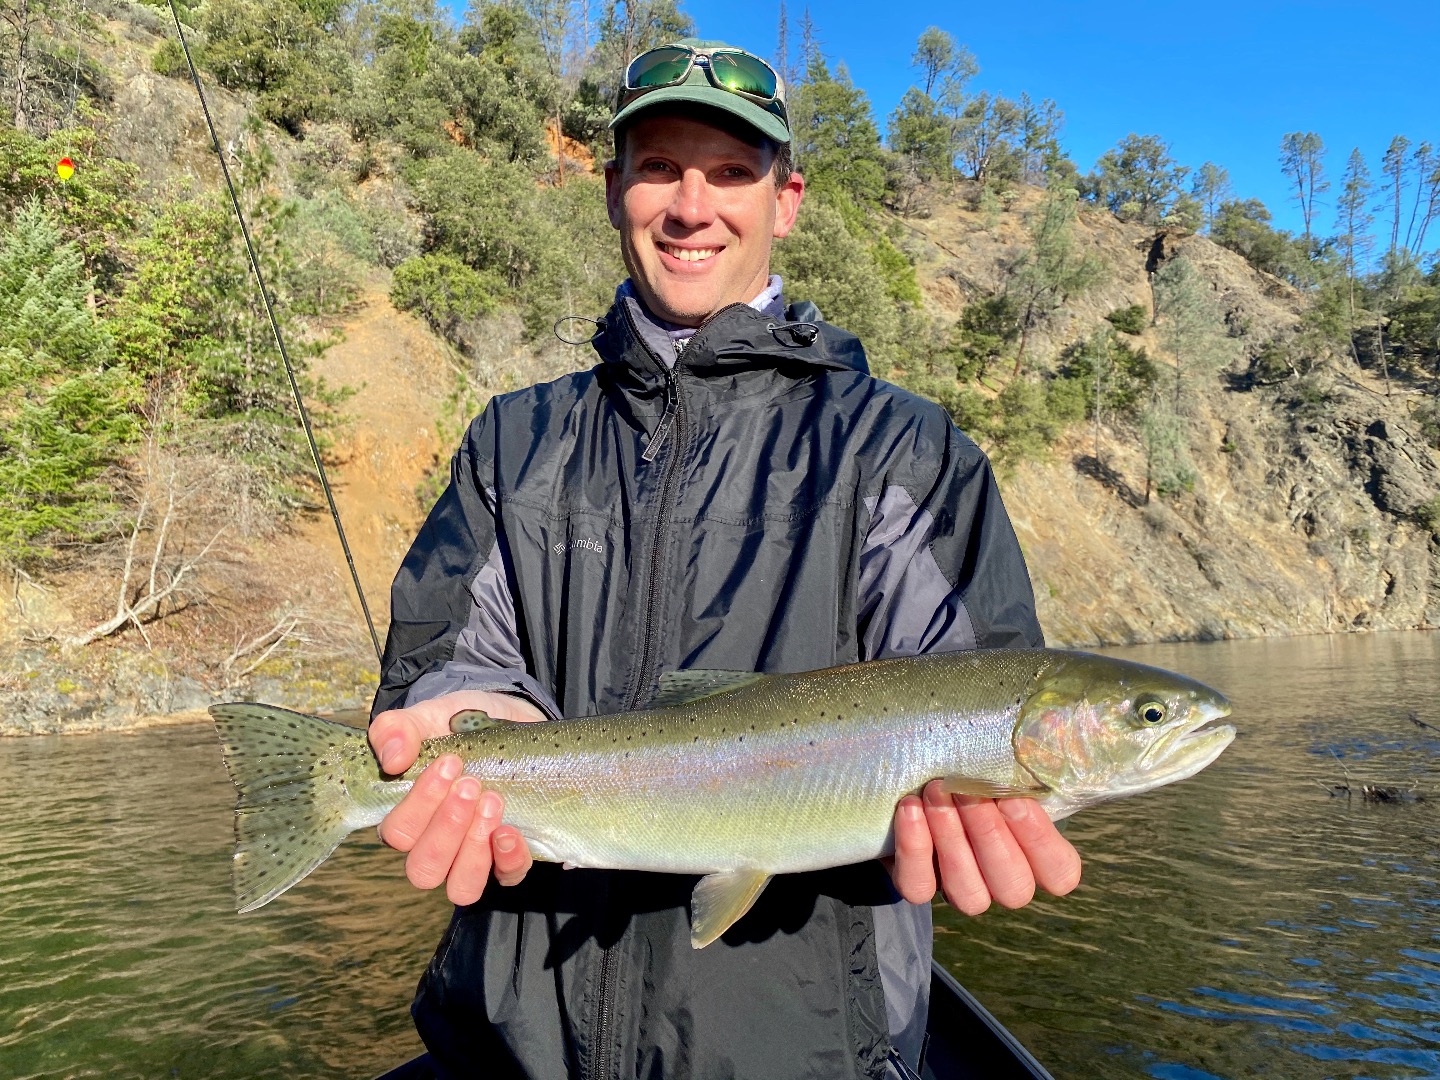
[
  {"x1": 620, "y1": 299, "x2": 703, "y2": 708},
  {"x1": 631, "y1": 363, "x2": 686, "y2": 707},
  {"x1": 592, "y1": 939, "x2": 618, "y2": 1080},
  {"x1": 591, "y1": 305, "x2": 691, "y2": 1080}
]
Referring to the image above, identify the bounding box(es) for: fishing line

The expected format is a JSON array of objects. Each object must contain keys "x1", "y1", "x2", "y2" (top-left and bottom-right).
[{"x1": 165, "y1": 0, "x2": 383, "y2": 667}]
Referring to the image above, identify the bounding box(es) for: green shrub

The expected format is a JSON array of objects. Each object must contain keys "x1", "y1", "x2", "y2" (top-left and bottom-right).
[
  {"x1": 945, "y1": 296, "x2": 1021, "y2": 382},
  {"x1": 152, "y1": 39, "x2": 189, "y2": 79},
  {"x1": 1415, "y1": 495, "x2": 1440, "y2": 535},
  {"x1": 1105, "y1": 303, "x2": 1147, "y2": 335},
  {"x1": 391, "y1": 253, "x2": 502, "y2": 344},
  {"x1": 1057, "y1": 331, "x2": 1158, "y2": 418},
  {"x1": 1415, "y1": 399, "x2": 1440, "y2": 451}
]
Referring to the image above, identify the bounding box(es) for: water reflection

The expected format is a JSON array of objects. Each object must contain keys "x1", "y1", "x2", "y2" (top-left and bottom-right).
[{"x1": 2, "y1": 633, "x2": 1437, "y2": 1078}]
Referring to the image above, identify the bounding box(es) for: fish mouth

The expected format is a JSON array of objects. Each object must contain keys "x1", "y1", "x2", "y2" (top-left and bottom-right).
[{"x1": 1141, "y1": 698, "x2": 1236, "y2": 783}]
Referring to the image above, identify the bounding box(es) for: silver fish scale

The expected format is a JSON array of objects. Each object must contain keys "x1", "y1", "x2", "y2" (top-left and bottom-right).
[{"x1": 432, "y1": 650, "x2": 1053, "y2": 876}]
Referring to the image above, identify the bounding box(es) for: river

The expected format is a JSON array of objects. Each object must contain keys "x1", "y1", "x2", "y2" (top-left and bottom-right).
[{"x1": 2, "y1": 632, "x2": 1437, "y2": 1079}]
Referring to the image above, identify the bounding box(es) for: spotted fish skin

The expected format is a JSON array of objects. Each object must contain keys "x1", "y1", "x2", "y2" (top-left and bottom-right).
[{"x1": 212, "y1": 648, "x2": 1233, "y2": 946}]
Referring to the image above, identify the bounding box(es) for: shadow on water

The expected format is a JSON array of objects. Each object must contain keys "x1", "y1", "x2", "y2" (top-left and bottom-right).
[
  {"x1": 2, "y1": 633, "x2": 1438, "y2": 1078},
  {"x1": 934, "y1": 631, "x2": 1440, "y2": 1080}
]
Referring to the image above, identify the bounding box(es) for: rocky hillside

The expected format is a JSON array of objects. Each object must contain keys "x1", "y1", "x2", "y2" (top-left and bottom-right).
[{"x1": 899, "y1": 195, "x2": 1439, "y2": 644}]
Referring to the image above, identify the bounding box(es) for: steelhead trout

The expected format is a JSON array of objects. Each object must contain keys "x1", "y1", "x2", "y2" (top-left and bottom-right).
[{"x1": 212, "y1": 648, "x2": 1233, "y2": 947}]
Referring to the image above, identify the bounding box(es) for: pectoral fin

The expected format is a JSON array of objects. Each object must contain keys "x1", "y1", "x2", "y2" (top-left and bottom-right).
[
  {"x1": 449, "y1": 710, "x2": 512, "y2": 733},
  {"x1": 937, "y1": 776, "x2": 1047, "y2": 798},
  {"x1": 690, "y1": 868, "x2": 772, "y2": 949}
]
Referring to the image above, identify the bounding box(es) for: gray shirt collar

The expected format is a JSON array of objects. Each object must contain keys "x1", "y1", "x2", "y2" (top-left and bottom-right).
[{"x1": 616, "y1": 276, "x2": 785, "y2": 367}]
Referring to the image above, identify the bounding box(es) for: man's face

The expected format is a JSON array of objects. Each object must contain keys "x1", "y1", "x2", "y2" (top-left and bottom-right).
[{"x1": 605, "y1": 113, "x2": 805, "y2": 327}]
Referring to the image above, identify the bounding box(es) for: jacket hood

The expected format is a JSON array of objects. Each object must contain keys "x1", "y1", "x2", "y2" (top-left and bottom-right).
[{"x1": 590, "y1": 296, "x2": 870, "y2": 380}]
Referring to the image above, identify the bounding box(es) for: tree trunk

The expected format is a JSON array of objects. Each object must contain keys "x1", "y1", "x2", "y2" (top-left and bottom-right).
[
  {"x1": 1375, "y1": 311, "x2": 1390, "y2": 397},
  {"x1": 11, "y1": 0, "x2": 32, "y2": 134}
]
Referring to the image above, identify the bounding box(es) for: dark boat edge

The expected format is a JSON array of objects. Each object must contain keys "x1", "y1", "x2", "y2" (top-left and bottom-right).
[
  {"x1": 373, "y1": 960, "x2": 1053, "y2": 1080},
  {"x1": 921, "y1": 961, "x2": 1054, "y2": 1080}
]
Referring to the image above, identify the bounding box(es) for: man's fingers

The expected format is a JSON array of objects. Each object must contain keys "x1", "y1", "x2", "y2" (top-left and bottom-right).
[
  {"x1": 922, "y1": 781, "x2": 991, "y2": 916},
  {"x1": 997, "y1": 798, "x2": 1082, "y2": 897},
  {"x1": 405, "y1": 772, "x2": 482, "y2": 891},
  {"x1": 886, "y1": 796, "x2": 937, "y2": 904},
  {"x1": 369, "y1": 710, "x2": 423, "y2": 774},
  {"x1": 956, "y1": 796, "x2": 1035, "y2": 910},
  {"x1": 445, "y1": 790, "x2": 504, "y2": 905},
  {"x1": 378, "y1": 754, "x2": 462, "y2": 852},
  {"x1": 491, "y1": 825, "x2": 533, "y2": 887}
]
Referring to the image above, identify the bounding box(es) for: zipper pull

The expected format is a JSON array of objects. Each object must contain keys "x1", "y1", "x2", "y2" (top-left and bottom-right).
[{"x1": 642, "y1": 378, "x2": 678, "y2": 462}]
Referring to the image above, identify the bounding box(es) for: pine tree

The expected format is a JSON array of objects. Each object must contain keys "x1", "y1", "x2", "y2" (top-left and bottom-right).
[
  {"x1": 788, "y1": 54, "x2": 888, "y2": 209},
  {"x1": 1007, "y1": 186, "x2": 1106, "y2": 373},
  {"x1": 1335, "y1": 147, "x2": 1374, "y2": 324},
  {"x1": 1191, "y1": 162, "x2": 1232, "y2": 235},
  {"x1": 0, "y1": 200, "x2": 136, "y2": 561},
  {"x1": 1151, "y1": 254, "x2": 1239, "y2": 413},
  {"x1": 1139, "y1": 396, "x2": 1194, "y2": 504},
  {"x1": 1086, "y1": 134, "x2": 1187, "y2": 225}
]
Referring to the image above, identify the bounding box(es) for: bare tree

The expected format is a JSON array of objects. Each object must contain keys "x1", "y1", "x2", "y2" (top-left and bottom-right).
[
  {"x1": 221, "y1": 609, "x2": 303, "y2": 684},
  {"x1": 66, "y1": 480, "x2": 226, "y2": 649},
  {"x1": 1280, "y1": 131, "x2": 1327, "y2": 247},
  {"x1": 526, "y1": 0, "x2": 573, "y2": 185},
  {"x1": 64, "y1": 431, "x2": 228, "y2": 650},
  {"x1": 1381, "y1": 135, "x2": 1411, "y2": 259},
  {"x1": 0, "y1": 0, "x2": 36, "y2": 132},
  {"x1": 1408, "y1": 145, "x2": 1440, "y2": 255},
  {"x1": 775, "y1": 0, "x2": 791, "y2": 92}
]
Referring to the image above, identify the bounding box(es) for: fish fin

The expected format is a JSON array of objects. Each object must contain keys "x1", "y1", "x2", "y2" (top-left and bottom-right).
[
  {"x1": 652, "y1": 670, "x2": 767, "y2": 708},
  {"x1": 937, "y1": 775, "x2": 1047, "y2": 798},
  {"x1": 690, "y1": 868, "x2": 772, "y2": 949},
  {"x1": 210, "y1": 703, "x2": 367, "y2": 913},
  {"x1": 449, "y1": 709, "x2": 512, "y2": 733}
]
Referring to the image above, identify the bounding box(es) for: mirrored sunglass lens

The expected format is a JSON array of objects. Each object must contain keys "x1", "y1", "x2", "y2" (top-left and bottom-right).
[
  {"x1": 709, "y1": 52, "x2": 777, "y2": 98},
  {"x1": 628, "y1": 46, "x2": 692, "y2": 88}
]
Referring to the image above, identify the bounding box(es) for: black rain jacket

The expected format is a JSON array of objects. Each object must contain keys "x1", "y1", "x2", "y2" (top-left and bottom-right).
[{"x1": 373, "y1": 295, "x2": 1043, "y2": 1080}]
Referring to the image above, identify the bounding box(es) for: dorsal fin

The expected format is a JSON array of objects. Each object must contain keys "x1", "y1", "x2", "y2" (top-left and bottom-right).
[
  {"x1": 650, "y1": 670, "x2": 767, "y2": 709},
  {"x1": 449, "y1": 709, "x2": 514, "y2": 734}
]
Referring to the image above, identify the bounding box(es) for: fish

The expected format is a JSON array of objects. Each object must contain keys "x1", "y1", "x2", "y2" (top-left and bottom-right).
[{"x1": 211, "y1": 648, "x2": 1234, "y2": 948}]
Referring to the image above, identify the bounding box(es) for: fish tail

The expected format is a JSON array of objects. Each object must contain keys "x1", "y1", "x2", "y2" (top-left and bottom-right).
[{"x1": 210, "y1": 703, "x2": 369, "y2": 913}]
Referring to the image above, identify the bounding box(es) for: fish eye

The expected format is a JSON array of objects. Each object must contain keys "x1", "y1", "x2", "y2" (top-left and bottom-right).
[{"x1": 1137, "y1": 699, "x2": 1167, "y2": 725}]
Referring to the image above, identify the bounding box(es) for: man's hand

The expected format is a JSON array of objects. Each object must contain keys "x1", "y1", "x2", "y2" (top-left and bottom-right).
[
  {"x1": 886, "y1": 780, "x2": 1082, "y2": 914},
  {"x1": 370, "y1": 691, "x2": 545, "y2": 905}
]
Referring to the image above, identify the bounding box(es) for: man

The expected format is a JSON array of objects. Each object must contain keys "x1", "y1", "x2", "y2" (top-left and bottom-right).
[{"x1": 369, "y1": 38, "x2": 1080, "y2": 1080}]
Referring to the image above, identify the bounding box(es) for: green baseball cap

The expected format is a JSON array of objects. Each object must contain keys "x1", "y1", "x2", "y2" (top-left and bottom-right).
[{"x1": 611, "y1": 39, "x2": 791, "y2": 145}]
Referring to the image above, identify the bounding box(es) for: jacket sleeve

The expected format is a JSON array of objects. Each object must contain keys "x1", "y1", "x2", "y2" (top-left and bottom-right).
[
  {"x1": 856, "y1": 421, "x2": 1043, "y2": 658},
  {"x1": 371, "y1": 410, "x2": 561, "y2": 721}
]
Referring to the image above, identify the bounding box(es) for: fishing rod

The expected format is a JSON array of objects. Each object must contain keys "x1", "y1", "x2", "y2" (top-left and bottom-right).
[{"x1": 164, "y1": 0, "x2": 383, "y2": 667}]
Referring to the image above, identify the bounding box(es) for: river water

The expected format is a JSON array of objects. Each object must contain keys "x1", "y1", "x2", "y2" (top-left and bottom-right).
[{"x1": 2, "y1": 632, "x2": 1437, "y2": 1079}]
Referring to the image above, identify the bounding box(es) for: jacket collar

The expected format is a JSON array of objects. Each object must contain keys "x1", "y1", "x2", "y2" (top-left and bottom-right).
[{"x1": 590, "y1": 295, "x2": 870, "y2": 381}]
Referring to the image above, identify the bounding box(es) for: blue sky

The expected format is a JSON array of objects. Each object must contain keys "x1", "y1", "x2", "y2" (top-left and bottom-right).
[{"x1": 659, "y1": 0, "x2": 1439, "y2": 244}]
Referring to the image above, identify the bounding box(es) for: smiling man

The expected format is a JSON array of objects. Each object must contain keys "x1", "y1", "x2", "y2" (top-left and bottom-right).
[{"x1": 369, "y1": 38, "x2": 1080, "y2": 1080}]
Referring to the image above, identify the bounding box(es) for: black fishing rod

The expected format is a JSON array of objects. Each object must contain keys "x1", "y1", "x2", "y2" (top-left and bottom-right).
[{"x1": 165, "y1": 0, "x2": 383, "y2": 667}]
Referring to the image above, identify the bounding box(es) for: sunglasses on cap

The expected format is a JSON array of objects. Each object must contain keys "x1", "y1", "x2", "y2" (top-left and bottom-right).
[{"x1": 619, "y1": 44, "x2": 787, "y2": 123}]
